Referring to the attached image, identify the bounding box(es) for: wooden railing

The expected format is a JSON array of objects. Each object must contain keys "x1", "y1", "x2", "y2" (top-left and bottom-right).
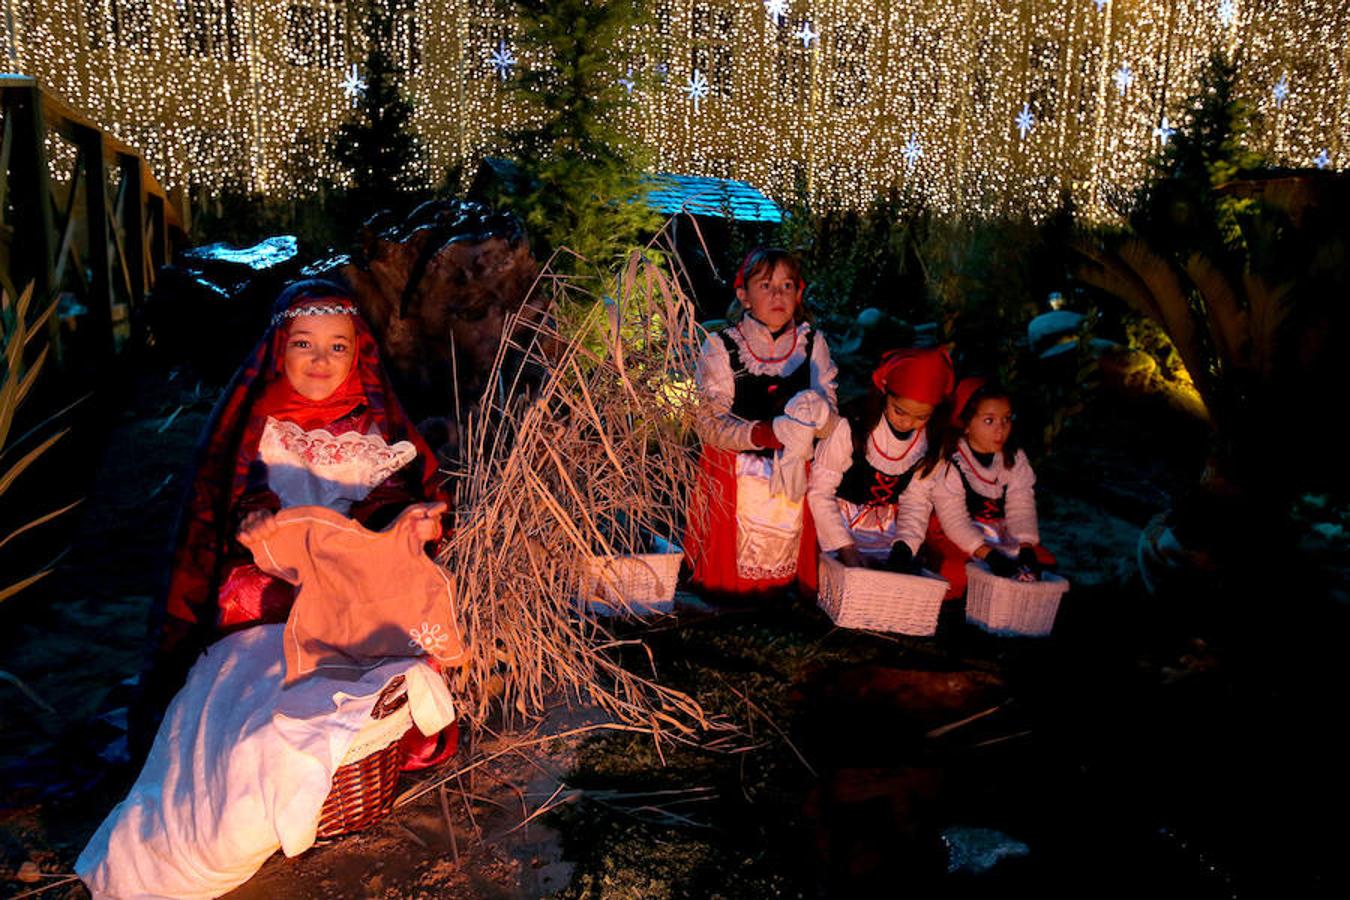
[{"x1": 1, "y1": 75, "x2": 185, "y2": 362}]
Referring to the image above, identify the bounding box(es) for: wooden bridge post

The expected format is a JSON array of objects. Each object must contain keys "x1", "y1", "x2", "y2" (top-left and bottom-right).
[
  {"x1": 72, "y1": 122, "x2": 115, "y2": 358},
  {"x1": 1, "y1": 79, "x2": 62, "y2": 362},
  {"x1": 119, "y1": 154, "x2": 147, "y2": 349}
]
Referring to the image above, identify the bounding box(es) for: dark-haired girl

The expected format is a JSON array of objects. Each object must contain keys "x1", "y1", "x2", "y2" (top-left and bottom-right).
[{"x1": 905, "y1": 377, "x2": 1056, "y2": 599}]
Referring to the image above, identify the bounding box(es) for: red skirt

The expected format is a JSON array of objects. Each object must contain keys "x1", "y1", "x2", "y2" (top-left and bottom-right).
[{"x1": 684, "y1": 446, "x2": 818, "y2": 598}]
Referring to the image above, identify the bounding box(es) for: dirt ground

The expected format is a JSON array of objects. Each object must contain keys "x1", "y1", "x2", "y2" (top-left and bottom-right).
[{"x1": 2, "y1": 363, "x2": 1348, "y2": 898}]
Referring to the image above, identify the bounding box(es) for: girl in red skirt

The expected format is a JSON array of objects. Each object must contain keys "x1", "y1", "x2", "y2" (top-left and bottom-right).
[{"x1": 684, "y1": 248, "x2": 837, "y2": 599}]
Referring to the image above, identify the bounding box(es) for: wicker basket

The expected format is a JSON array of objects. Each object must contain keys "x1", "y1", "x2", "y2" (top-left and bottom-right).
[
  {"x1": 816, "y1": 553, "x2": 948, "y2": 636},
  {"x1": 964, "y1": 560, "x2": 1071, "y2": 637},
  {"x1": 579, "y1": 537, "x2": 683, "y2": 616},
  {"x1": 316, "y1": 675, "x2": 413, "y2": 839}
]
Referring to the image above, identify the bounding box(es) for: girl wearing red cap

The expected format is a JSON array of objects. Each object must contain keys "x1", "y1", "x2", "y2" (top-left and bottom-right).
[
  {"x1": 808, "y1": 348, "x2": 954, "y2": 569},
  {"x1": 902, "y1": 378, "x2": 1056, "y2": 599},
  {"x1": 685, "y1": 248, "x2": 838, "y2": 598}
]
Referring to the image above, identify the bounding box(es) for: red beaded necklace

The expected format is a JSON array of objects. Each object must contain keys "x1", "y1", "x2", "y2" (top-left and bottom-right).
[
  {"x1": 958, "y1": 443, "x2": 1000, "y2": 485},
  {"x1": 870, "y1": 425, "x2": 921, "y2": 463},
  {"x1": 734, "y1": 320, "x2": 799, "y2": 365}
]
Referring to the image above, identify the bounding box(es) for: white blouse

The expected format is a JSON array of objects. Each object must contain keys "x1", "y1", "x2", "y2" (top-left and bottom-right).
[
  {"x1": 694, "y1": 317, "x2": 838, "y2": 452},
  {"x1": 257, "y1": 417, "x2": 418, "y2": 515},
  {"x1": 807, "y1": 418, "x2": 936, "y2": 554}
]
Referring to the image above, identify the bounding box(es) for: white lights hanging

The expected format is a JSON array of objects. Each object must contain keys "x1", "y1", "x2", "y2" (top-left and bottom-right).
[{"x1": 12, "y1": 0, "x2": 1348, "y2": 222}]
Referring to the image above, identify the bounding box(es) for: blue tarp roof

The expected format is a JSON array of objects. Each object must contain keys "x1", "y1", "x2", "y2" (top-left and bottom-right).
[{"x1": 644, "y1": 174, "x2": 783, "y2": 223}]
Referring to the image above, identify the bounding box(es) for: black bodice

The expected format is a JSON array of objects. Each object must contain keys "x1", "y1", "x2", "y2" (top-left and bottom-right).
[{"x1": 719, "y1": 327, "x2": 817, "y2": 423}]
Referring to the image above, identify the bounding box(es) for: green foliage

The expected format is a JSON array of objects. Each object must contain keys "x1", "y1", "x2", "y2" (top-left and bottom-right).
[
  {"x1": 328, "y1": 0, "x2": 430, "y2": 220},
  {"x1": 490, "y1": 0, "x2": 661, "y2": 282},
  {"x1": 774, "y1": 185, "x2": 927, "y2": 332},
  {"x1": 1078, "y1": 50, "x2": 1347, "y2": 497},
  {"x1": 1131, "y1": 53, "x2": 1266, "y2": 256}
]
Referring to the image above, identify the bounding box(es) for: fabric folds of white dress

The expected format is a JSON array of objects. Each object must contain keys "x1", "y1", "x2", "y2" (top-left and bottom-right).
[{"x1": 76, "y1": 625, "x2": 454, "y2": 900}]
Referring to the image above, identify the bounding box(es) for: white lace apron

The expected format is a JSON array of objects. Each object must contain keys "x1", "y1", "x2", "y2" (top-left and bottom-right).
[
  {"x1": 257, "y1": 417, "x2": 418, "y2": 514},
  {"x1": 734, "y1": 453, "x2": 803, "y2": 581}
]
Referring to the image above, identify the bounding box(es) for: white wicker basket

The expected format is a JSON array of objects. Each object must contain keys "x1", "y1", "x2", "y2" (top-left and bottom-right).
[
  {"x1": 816, "y1": 553, "x2": 948, "y2": 636},
  {"x1": 964, "y1": 560, "x2": 1070, "y2": 637},
  {"x1": 579, "y1": 537, "x2": 683, "y2": 616}
]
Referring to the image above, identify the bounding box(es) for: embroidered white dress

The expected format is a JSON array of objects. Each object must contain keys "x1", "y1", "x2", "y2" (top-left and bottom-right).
[
  {"x1": 257, "y1": 416, "x2": 418, "y2": 513},
  {"x1": 78, "y1": 420, "x2": 448, "y2": 900},
  {"x1": 908, "y1": 438, "x2": 1040, "y2": 556}
]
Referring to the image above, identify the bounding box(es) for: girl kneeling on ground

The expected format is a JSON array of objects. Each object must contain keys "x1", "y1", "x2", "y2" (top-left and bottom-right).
[
  {"x1": 902, "y1": 377, "x2": 1056, "y2": 600},
  {"x1": 807, "y1": 348, "x2": 954, "y2": 571}
]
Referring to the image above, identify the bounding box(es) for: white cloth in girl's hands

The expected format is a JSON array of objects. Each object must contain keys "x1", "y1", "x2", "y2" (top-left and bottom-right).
[
  {"x1": 783, "y1": 389, "x2": 832, "y2": 431},
  {"x1": 76, "y1": 625, "x2": 454, "y2": 900},
  {"x1": 259, "y1": 417, "x2": 418, "y2": 514},
  {"x1": 769, "y1": 390, "x2": 832, "y2": 501},
  {"x1": 770, "y1": 415, "x2": 817, "y2": 502}
]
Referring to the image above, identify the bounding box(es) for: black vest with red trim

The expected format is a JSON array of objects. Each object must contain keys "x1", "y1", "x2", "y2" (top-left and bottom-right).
[
  {"x1": 836, "y1": 423, "x2": 921, "y2": 507},
  {"x1": 954, "y1": 455, "x2": 1007, "y2": 523},
  {"x1": 719, "y1": 326, "x2": 816, "y2": 427}
]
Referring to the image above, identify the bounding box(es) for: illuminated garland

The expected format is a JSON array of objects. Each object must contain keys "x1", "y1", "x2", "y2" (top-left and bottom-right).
[{"x1": 10, "y1": 0, "x2": 1349, "y2": 219}]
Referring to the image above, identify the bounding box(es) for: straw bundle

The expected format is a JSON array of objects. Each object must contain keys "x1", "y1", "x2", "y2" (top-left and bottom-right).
[{"x1": 436, "y1": 242, "x2": 714, "y2": 742}]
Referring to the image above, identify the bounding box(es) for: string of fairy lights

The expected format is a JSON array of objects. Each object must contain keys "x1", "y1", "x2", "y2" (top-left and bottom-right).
[{"x1": 8, "y1": 1, "x2": 1350, "y2": 219}]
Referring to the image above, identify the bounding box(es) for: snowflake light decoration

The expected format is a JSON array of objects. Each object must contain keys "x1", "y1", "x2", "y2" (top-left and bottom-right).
[
  {"x1": 1113, "y1": 63, "x2": 1134, "y2": 94},
  {"x1": 340, "y1": 63, "x2": 366, "y2": 106},
  {"x1": 1273, "y1": 74, "x2": 1289, "y2": 107},
  {"x1": 618, "y1": 66, "x2": 636, "y2": 95},
  {"x1": 1314, "y1": 149, "x2": 1331, "y2": 169},
  {"x1": 764, "y1": 0, "x2": 788, "y2": 24},
  {"x1": 686, "y1": 68, "x2": 710, "y2": 113},
  {"x1": 795, "y1": 21, "x2": 819, "y2": 49},
  {"x1": 1016, "y1": 103, "x2": 1035, "y2": 140},
  {"x1": 488, "y1": 40, "x2": 517, "y2": 82},
  {"x1": 1153, "y1": 116, "x2": 1176, "y2": 146},
  {"x1": 1218, "y1": 0, "x2": 1238, "y2": 27},
  {"x1": 901, "y1": 134, "x2": 922, "y2": 169}
]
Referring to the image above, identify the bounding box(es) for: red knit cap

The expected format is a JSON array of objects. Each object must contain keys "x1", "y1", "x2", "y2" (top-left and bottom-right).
[
  {"x1": 950, "y1": 376, "x2": 988, "y2": 426},
  {"x1": 870, "y1": 348, "x2": 955, "y2": 405}
]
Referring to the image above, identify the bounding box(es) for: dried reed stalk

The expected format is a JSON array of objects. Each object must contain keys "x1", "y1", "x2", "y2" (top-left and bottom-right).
[{"x1": 435, "y1": 237, "x2": 721, "y2": 746}]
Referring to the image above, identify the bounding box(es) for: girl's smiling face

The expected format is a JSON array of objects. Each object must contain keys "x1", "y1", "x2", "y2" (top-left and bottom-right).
[
  {"x1": 282, "y1": 313, "x2": 357, "y2": 400},
  {"x1": 737, "y1": 261, "x2": 802, "y2": 332},
  {"x1": 965, "y1": 397, "x2": 1013, "y2": 454}
]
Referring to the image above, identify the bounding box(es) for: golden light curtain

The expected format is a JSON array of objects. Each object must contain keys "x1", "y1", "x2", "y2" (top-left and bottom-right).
[{"x1": 10, "y1": 0, "x2": 1349, "y2": 218}]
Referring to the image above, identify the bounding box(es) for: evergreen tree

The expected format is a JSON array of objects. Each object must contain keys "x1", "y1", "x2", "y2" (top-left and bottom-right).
[
  {"x1": 494, "y1": 0, "x2": 661, "y2": 279},
  {"x1": 1131, "y1": 52, "x2": 1267, "y2": 259},
  {"x1": 330, "y1": 1, "x2": 428, "y2": 220}
]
